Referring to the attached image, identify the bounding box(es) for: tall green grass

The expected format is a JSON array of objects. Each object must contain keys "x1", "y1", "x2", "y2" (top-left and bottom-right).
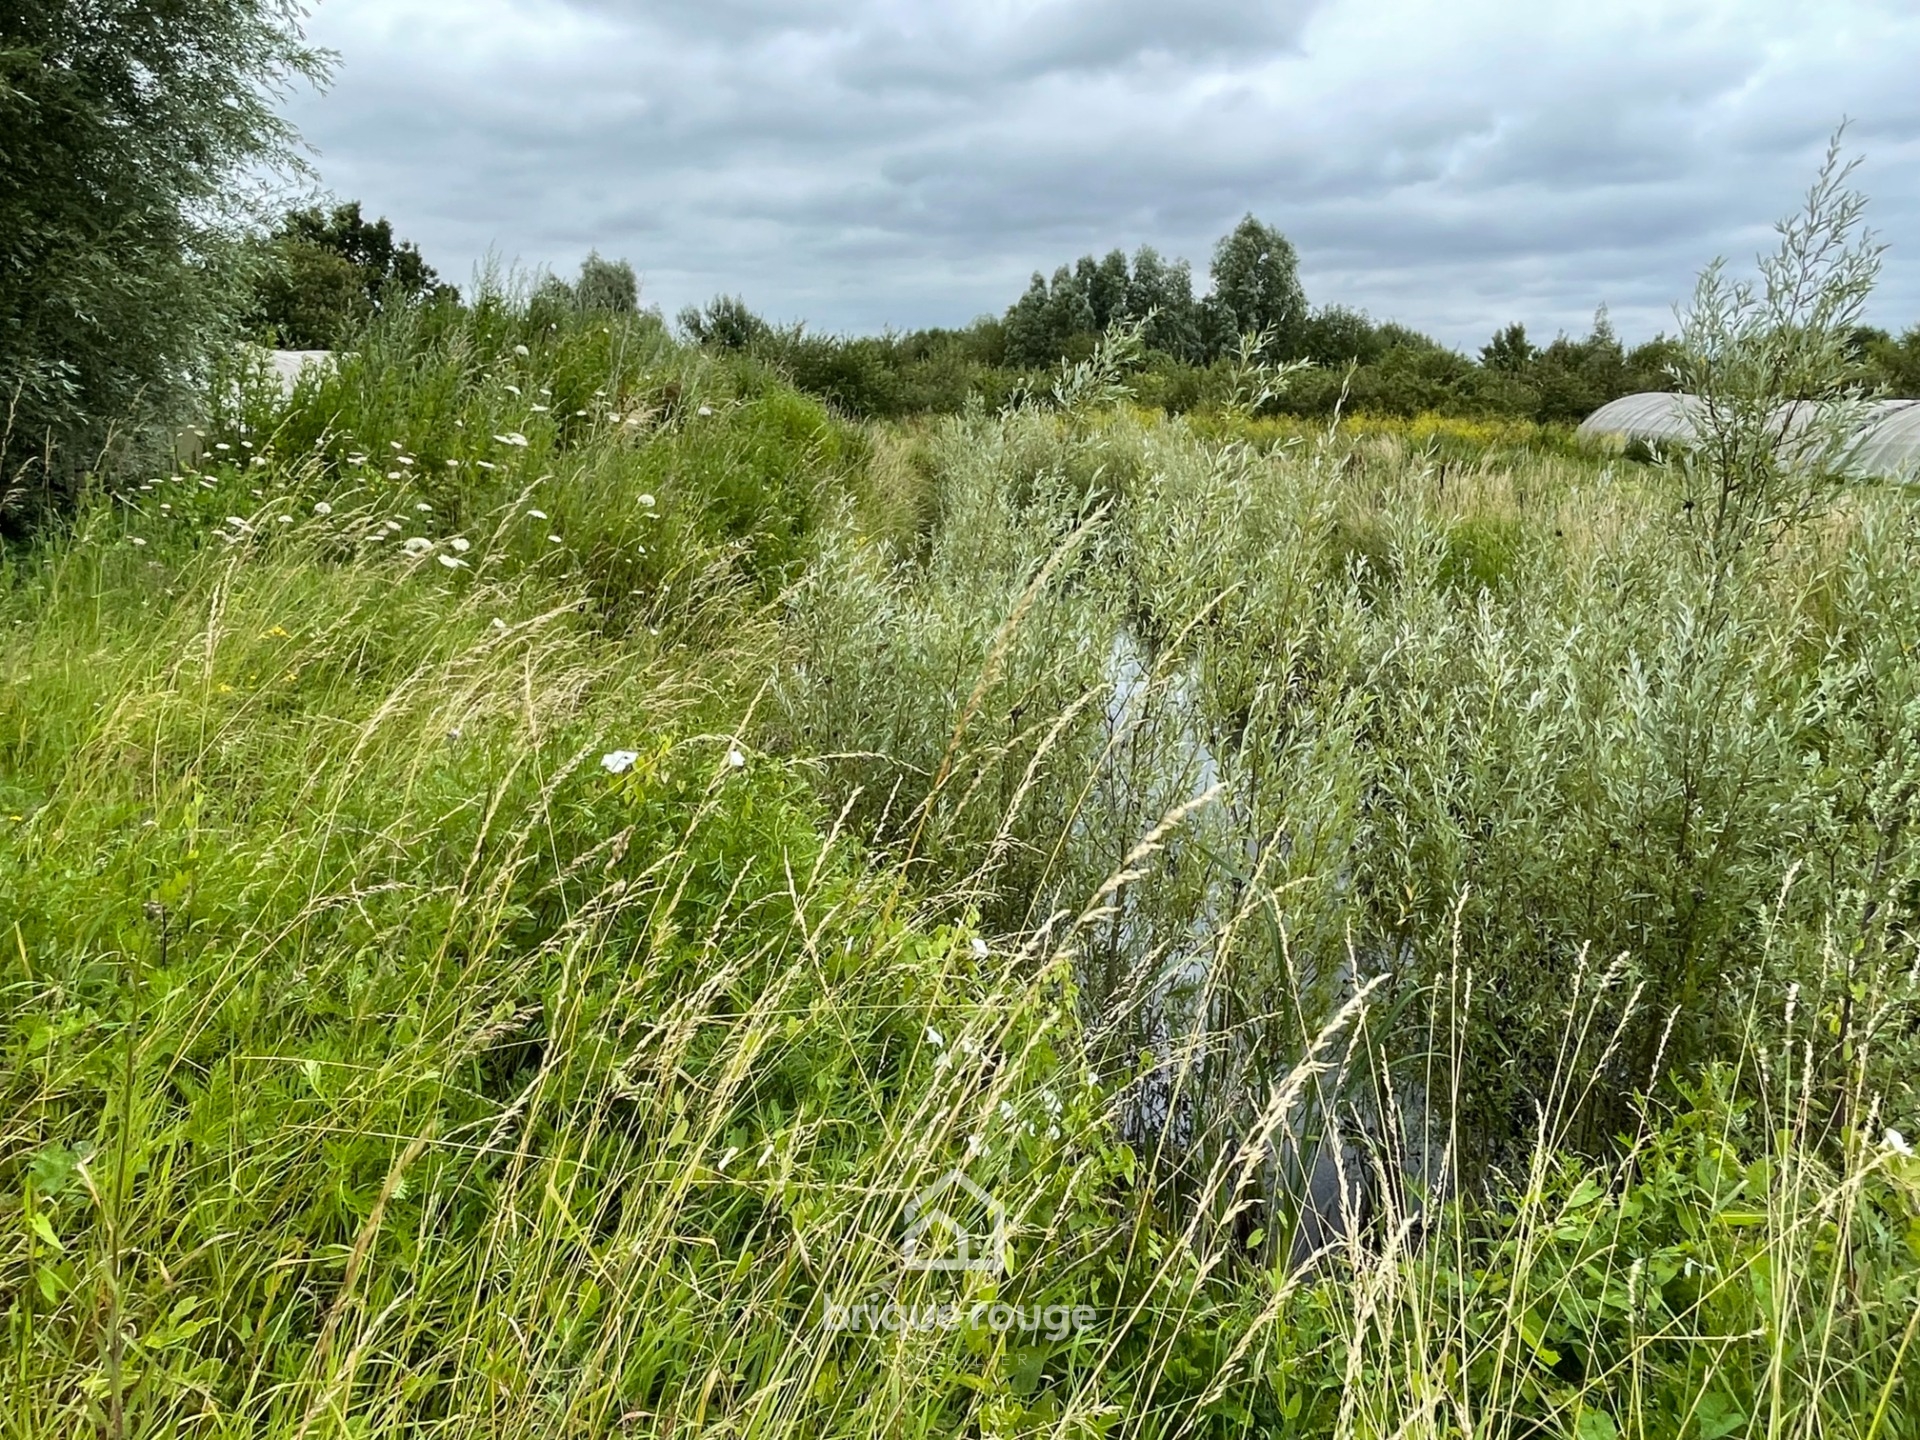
[{"x1": 3, "y1": 300, "x2": 1917, "y2": 1438}]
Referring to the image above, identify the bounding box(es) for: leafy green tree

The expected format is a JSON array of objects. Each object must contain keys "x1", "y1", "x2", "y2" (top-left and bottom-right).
[
  {"x1": 251, "y1": 201, "x2": 453, "y2": 348},
  {"x1": 678, "y1": 295, "x2": 770, "y2": 350},
  {"x1": 1126, "y1": 246, "x2": 1201, "y2": 361},
  {"x1": 1530, "y1": 309, "x2": 1631, "y2": 423},
  {"x1": 1625, "y1": 336, "x2": 1684, "y2": 393},
  {"x1": 1299, "y1": 305, "x2": 1384, "y2": 366},
  {"x1": 1375, "y1": 321, "x2": 1446, "y2": 353},
  {"x1": 1003, "y1": 267, "x2": 1096, "y2": 368},
  {"x1": 1865, "y1": 324, "x2": 1920, "y2": 395},
  {"x1": 1207, "y1": 215, "x2": 1308, "y2": 358},
  {"x1": 572, "y1": 251, "x2": 639, "y2": 314},
  {"x1": 1003, "y1": 272, "x2": 1056, "y2": 368},
  {"x1": 1480, "y1": 322, "x2": 1536, "y2": 373},
  {"x1": 250, "y1": 240, "x2": 363, "y2": 354},
  {"x1": 0, "y1": 0, "x2": 326, "y2": 514},
  {"x1": 1044, "y1": 264, "x2": 1096, "y2": 349},
  {"x1": 1086, "y1": 249, "x2": 1131, "y2": 332}
]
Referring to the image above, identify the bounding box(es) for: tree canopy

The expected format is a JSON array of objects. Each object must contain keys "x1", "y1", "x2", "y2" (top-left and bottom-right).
[
  {"x1": 250, "y1": 201, "x2": 455, "y2": 349},
  {"x1": 1207, "y1": 214, "x2": 1308, "y2": 357},
  {"x1": 0, "y1": 0, "x2": 325, "y2": 514}
]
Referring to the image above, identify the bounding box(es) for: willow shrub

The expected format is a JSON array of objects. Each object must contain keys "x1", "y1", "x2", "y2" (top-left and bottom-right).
[{"x1": 777, "y1": 404, "x2": 1920, "y2": 1176}]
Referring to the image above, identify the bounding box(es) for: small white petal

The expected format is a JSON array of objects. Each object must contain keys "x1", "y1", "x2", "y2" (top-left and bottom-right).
[
  {"x1": 969, "y1": 936, "x2": 989, "y2": 959},
  {"x1": 726, "y1": 747, "x2": 746, "y2": 769},
  {"x1": 602, "y1": 749, "x2": 639, "y2": 774},
  {"x1": 925, "y1": 1027, "x2": 944, "y2": 1048}
]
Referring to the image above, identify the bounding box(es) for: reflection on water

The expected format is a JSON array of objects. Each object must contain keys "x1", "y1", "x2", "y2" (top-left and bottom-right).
[{"x1": 1090, "y1": 627, "x2": 1441, "y2": 1266}]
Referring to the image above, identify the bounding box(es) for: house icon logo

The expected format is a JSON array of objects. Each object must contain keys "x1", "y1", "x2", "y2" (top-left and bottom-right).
[{"x1": 900, "y1": 1171, "x2": 1007, "y2": 1274}]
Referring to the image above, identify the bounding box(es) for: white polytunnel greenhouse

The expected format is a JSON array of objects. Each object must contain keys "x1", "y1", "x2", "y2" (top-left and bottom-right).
[
  {"x1": 1846, "y1": 401, "x2": 1920, "y2": 481},
  {"x1": 1576, "y1": 392, "x2": 1702, "y2": 445},
  {"x1": 1579, "y1": 392, "x2": 1920, "y2": 481}
]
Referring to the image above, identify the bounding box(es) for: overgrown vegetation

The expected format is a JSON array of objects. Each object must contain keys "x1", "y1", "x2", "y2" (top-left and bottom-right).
[
  {"x1": 5, "y1": 212, "x2": 1920, "y2": 1433},
  {"x1": 4, "y1": 12, "x2": 1919, "y2": 1426}
]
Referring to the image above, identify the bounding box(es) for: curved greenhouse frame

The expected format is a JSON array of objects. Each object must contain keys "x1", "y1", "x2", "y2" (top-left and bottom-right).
[
  {"x1": 1576, "y1": 392, "x2": 1700, "y2": 445},
  {"x1": 1580, "y1": 392, "x2": 1920, "y2": 482},
  {"x1": 1845, "y1": 401, "x2": 1920, "y2": 481}
]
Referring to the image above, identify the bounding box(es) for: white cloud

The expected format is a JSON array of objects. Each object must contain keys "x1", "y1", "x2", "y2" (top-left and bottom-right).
[{"x1": 286, "y1": 0, "x2": 1920, "y2": 347}]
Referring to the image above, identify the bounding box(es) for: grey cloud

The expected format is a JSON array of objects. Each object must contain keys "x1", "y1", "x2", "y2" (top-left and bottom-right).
[{"x1": 285, "y1": 0, "x2": 1920, "y2": 347}]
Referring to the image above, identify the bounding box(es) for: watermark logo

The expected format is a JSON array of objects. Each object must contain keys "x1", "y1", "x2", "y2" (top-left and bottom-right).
[
  {"x1": 900, "y1": 1170, "x2": 1006, "y2": 1274},
  {"x1": 820, "y1": 1172, "x2": 1096, "y2": 1339}
]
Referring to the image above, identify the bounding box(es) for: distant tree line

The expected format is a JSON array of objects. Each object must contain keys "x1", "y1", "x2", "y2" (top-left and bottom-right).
[
  {"x1": 241, "y1": 200, "x2": 1920, "y2": 427},
  {"x1": 247, "y1": 207, "x2": 646, "y2": 350},
  {"x1": 675, "y1": 220, "x2": 1920, "y2": 425}
]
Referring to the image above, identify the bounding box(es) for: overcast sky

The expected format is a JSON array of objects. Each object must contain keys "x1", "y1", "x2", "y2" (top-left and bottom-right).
[{"x1": 283, "y1": 0, "x2": 1920, "y2": 350}]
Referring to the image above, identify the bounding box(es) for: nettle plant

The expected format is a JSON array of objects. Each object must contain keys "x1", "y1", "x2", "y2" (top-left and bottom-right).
[{"x1": 1673, "y1": 132, "x2": 1885, "y2": 562}]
